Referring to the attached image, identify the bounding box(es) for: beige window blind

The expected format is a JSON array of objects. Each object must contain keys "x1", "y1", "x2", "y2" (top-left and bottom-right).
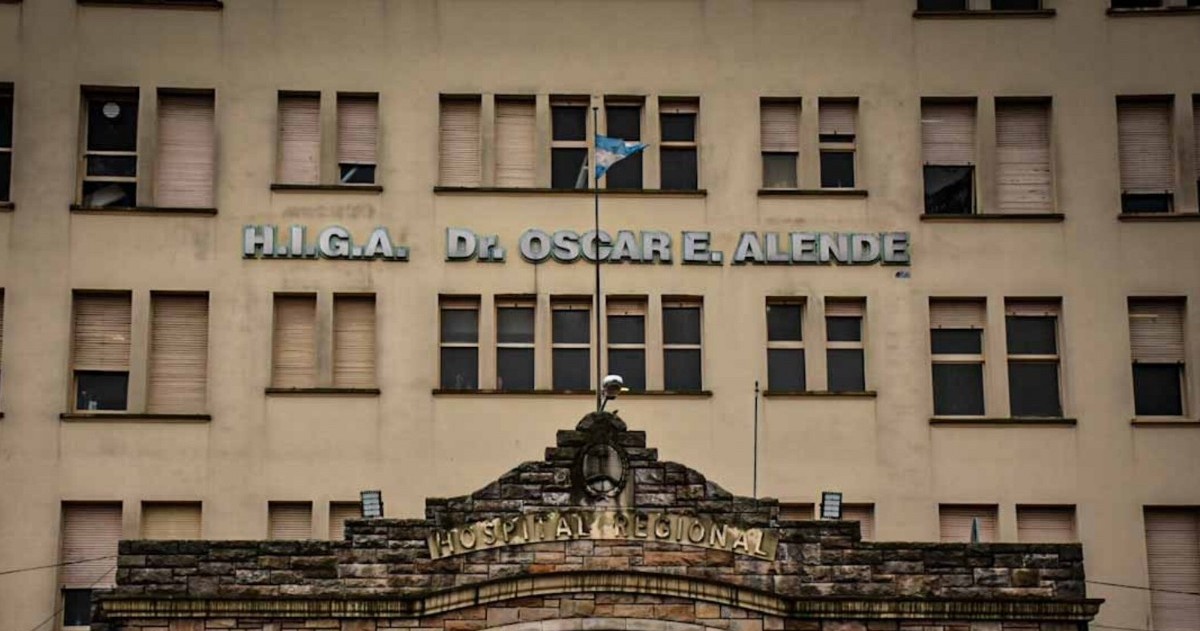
[
  {"x1": 761, "y1": 101, "x2": 800, "y2": 153},
  {"x1": 779, "y1": 503, "x2": 814, "y2": 521},
  {"x1": 268, "y1": 502, "x2": 312, "y2": 541},
  {"x1": 155, "y1": 93, "x2": 215, "y2": 208},
  {"x1": 1005, "y1": 300, "x2": 1061, "y2": 317},
  {"x1": 1194, "y1": 98, "x2": 1200, "y2": 180},
  {"x1": 438, "y1": 97, "x2": 481, "y2": 186},
  {"x1": 1144, "y1": 508, "x2": 1200, "y2": 631},
  {"x1": 930, "y1": 299, "x2": 986, "y2": 329},
  {"x1": 826, "y1": 299, "x2": 865, "y2": 318},
  {"x1": 939, "y1": 504, "x2": 997, "y2": 543},
  {"x1": 272, "y1": 295, "x2": 317, "y2": 388},
  {"x1": 329, "y1": 502, "x2": 361, "y2": 540},
  {"x1": 278, "y1": 94, "x2": 321, "y2": 185},
  {"x1": 337, "y1": 95, "x2": 378, "y2": 179},
  {"x1": 495, "y1": 98, "x2": 535, "y2": 187},
  {"x1": 141, "y1": 502, "x2": 201, "y2": 540},
  {"x1": 60, "y1": 503, "x2": 121, "y2": 588},
  {"x1": 996, "y1": 101, "x2": 1052, "y2": 213},
  {"x1": 1130, "y1": 300, "x2": 1186, "y2": 363},
  {"x1": 73, "y1": 293, "x2": 132, "y2": 371},
  {"x1": 843, "y1": 504, "x2": 875, "y2": 540},
  {"x1": 147, "y1": 293, "x2": 209, "y2": 413},
  {"x1": 0, "y1": 291, "x2": 4, "y2": 368},
  {"x1": 1017, "y1": 506, "x2": 1076, "y2": 543},
  {"x1": 819, "y1": 101, "x2": 857, "y2": 137},
  {"x1": 1118, "y1": 100, "x2": 1174, "y2": 193},
  {"x1": 333, "y1": 295, "x2": 376, "y2": 387},
  {"x1": 922, "y1": 101, "x2": 976, "y2": 165}
]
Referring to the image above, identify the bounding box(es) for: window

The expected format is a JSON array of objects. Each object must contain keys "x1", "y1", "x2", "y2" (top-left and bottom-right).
[
  {"x1": 140, "y1": 501, "x2": 201, "y2": 539},
  {"x1": 0, "y1": 84, "x2": 11, "y2": 202},
  {"x1": 72, "y1": 292, "x2": 132, "y2": 411},
  {"x1": 930, "y1": 299, "x2": 986, "y2": 416},
  {"x1": 440, "y1": 297, "x2": 479, "y2": 390},
  {"x1": 337, "y1": 94, "x2": 378, "y2": 185},
  {"x1": 825, "y1": 299, "x2": 866, "y2": 392},
  {"x1": 1143, "y1": 508, "x2": 1200, "y2": 631},
  {"x1": 551, "y1": 97, "x2": 589, "y2": 189},
  {"x1": 81, "y1": 88, "x2": 139, "y2": 208},
  {"x1": 552, "y1": 298, "x2": 591, "y2": 391},
  {"x1": 439, "y1": 95, "x2": 481, "y2": 187},
  {"x1": 1117, "y1": 98, "x2": 1175, "y2": 213},
  {"x1": 60, "y1": 502, "x2": 121, "y2": 629},
  {"x1": 780, "y1": 503, "x2": 814, "y2": 520},
  {"x1": 607, "y1": 298, "x2": 647, "y2": 391},
  {"x1": 1129, "y1": 299, "x2": 1186, "y2": 416},
  {"x1": 495, "y1": 97, "x2": 535, "y2": 187},
  {"x1": 605, "y1": 99, "x2": 643, "y2": 189},
  {"x1": 147, "y1": 293, "x2": 209, "y2": 413},
  {"x1": 329, "y1": 502, "x2": 361, "y2": 540},
  {"x1": 767, "y1": 300, "x2": 805, "y2": 392},
  {"x1": 277, "y1": 92, "x2": 320, "y2": 185},
  {"x1": 1195, "y1": 96, "x2": 1200, "y2": 200},
  {"x1": 843, "y1": 504, "x2": 875, "y2": 540},
  {"x1": 819, "y1": 99, "x2": 858, "y2": 189},
  {"x1": 918, "y1": 0, "x2": 967, "y2": 8},
  {"x1": 496, "y1": 297, "x2": 535, "y2": 391},
  {"x1": 271, "y1": 294, "x2": 317, "y2": 388},
  {"x1": 0, "y1": 290, "x2": 5, "y2": 393},
  {"x1": 760, "y1": 99, "x2": 800, "y2": 189},
  {"x1": 663, "y1": 298, "x2": 702, "y2": 391},
  {"x1": 155, "y1": 90, "x2": 215, "y2": 208},
  {"x1": 996, "y1": 99, "x2": 1052, "y2": 213},
  {"x1": 922, "y1": 100, "x2": 976, "y2": 215},
  {"x1": 1006, "y1": 300, "x2": 1062, "y2": 417},
  {"x1": 268, "y1": 502, "x2": 313, "y2": 540},
  {"x1": 333, "y1": 295, "x2": 376, "y2": 387},
  {"x1": 939, "y1": 504, "x2": 998, "y2": 542},
  {"x1": 660, "y1": 98, "x2": 698, "y2": 190},
  {"x1": 1017, "y1": 506, "x2": 1076, "y2": 542},
  {"x1": 1112, "y1": 0, "x2": 1163, "y2": 7}
]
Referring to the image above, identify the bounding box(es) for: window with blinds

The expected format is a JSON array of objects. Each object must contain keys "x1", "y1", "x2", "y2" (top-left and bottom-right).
[
  {"x1": 60, "y1": 502, "x2": 121, "y2": 628},
  {"x1": 333, "y1": 295, "x2": 376, "y2": 388},
  {"x1": 272, "y1": 294, "x2": 317, "y2": 388},
  {"x1": 607, "y1": 298, "x2": 647, "y2": 391},
  {"x1": 780, "y1": 503, "x2": 815, "y2": 521},
  {"x1": 996, "y1": 99, "x2": 1052, "y2": 213},
  {"x1": 826, "y1": 299, "x2": 866, "y2": 392},
  {"x1": 1194, "y1": 96, "x2": 1199, "y2": 197},
  {"x1": 72, "y1": 292, "x2": 132, "y2": 411},
  {"x1": 81, "y1": 88, "x2": 139, "y2": 208},
  {"x1": 147, "y1": 293, "x2": 209, "y2": 413},
  {"x1": 337, "y1": 94, "x2": 378, "y2": 185},
  {"x1": 843, "y1": 504, "x2": 875, "y2": 540},
  {"x1": 268, "y1": 502, "x2": 313, "y2": 540},
  {"x1": 819, "y1": 99, "x2": 857, "y2": 189},
  {"x1": 1117, "y1": 98, "x2": 1175, "y2": 213},
  {"x1": 1129, "y1": 298, "x2": 1187, "y2": 416},
  {"x1": 1144, "y1": 507, "x2": 1200, "y2": 631},
  {"x1": 930, "y1": 299, "x2": 986, "y2": 416},
  {"x1": 1006, "y1": 299, "x2": 1062, "y2": 418},
  {"x1": 922, "y1": 99, "x2": 976, "y2": 215},
  {"x1": 329, "y1": 502, "x2": 361, "y2": 540},
  {"x1": 495, "y1": 97, "x2": 535, "y2": 188},
  {"x1": 0, "y1": 84, "x2": 11, "y2": 202},
  {"x1": 1017, "y1": 506, "x2": 1076, "y2": 543},
  {"x1": 767, "y1": 299, "x2": 805, "y2": 392},
  {"x1": 155, "y1": 91, "x2": 214, "y2": 208},
  {"x1": 761, "y1": 99, "x2": 800, "y2": 189},
  {"x1": 278, "y1": 92, "x2": 321, "y2": 185},
  {"x1": 141, "y1": 501, "x2": 201, "y2": 540},
  {"x1": 939, "y1": 504, "x2": 998, "y2": 543},
  {"x1": 0, "y1": 290, "x2": 4, "y2": 390},
  {"x1": 439, "y1": 96, "x2": 481, "y2": 187}
]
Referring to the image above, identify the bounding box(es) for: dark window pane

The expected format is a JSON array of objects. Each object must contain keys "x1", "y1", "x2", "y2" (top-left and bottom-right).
[
  {"x1": 440, "y1": 309, "x2": 478, "y2": 343},
  {"x1": 1111, "y1": 0, "x2": 1162, "y2": 7},
  {"x1": 339, "y1": 164, "x2": 376, "y2": 184},
  {"x1": 819, "y1": 133, "x2": 855, "y2": 143},
  {"x1": 608, "y1": 349, "x2": 645, "y2": 391},
  {"x1": 552, "y1": 148, "x2": 587, "y2": 189},
  {"x1": 497, "y1": 348, "x2": 534, "y2": 391},
  {"x1": 1121, "y1": 193, "x2": 1172, "y2": 214},
  {"x1": 1009, "y1": 362, "x2": 1062, "y2": 417},
  {"x1": 63, "y1": 589, "x2": 93, "y2": 627},
  {"x1": 497, "y1": 307, "x2": 534, "y2": 344},
  {"x1": 663, "y1": 307, "x2": 701, "y2": 345},
  {"x1": 827, "y1": 316, "x2": 862, "y2": 342},
  {"x1": 440, "y1": 348, "x2": 478, "y2": 390},
  {"x1": 606, "y1": 107, "x2": 640, "y2": 140},
  {"x1": 931, "y1": 329, "x2": 982, "y2": 354},
  {"x1": 828, "y1": 349, "x2": 866, "y2": 392},
  {"x1": 820, "y1": 151, "x2": 856, "y2": 188},
  {"x1": 664, "y1": 349, "x2": 702, "y2": 391},
  {"x1": 0, "y1": 152, "x2": 9, "y2": 202},
  {"x1": 1006, "y1": 316, "x2": 1057, "y2": 355},
  {"x1": 553, "y1": 310, "x2": 590, "y2": 344},
  {"x1": 82, "y1": 181, "x2": 136, "y2": 207},
  {"x1": 86, "y1": 154, "x2": 137, "y2": 177},
  {"x1": 918, "y1": 0, "x2": 967, "y2": 8},
  {"x1": 661, "y1": 113, "x2": 696, "y2": 141},
  {"x1": 75, "y1": 371, "x2": 129, "y2": 411},
  {"x1": 932, "y1": 363, "x2": 984, "y2": 415},
  {"x1": 768, "y1": 349, "x2": 805, "y2": 391},
  {"x1": 552, "y1": 106, "x2": 586, "y2": 141},
  {"x1": 553, "y1": 348, "x2": 590, "y2": 390},
  {"x1": 0, "y1": 96, "x2": 11, "y2": 147},
  {"x1": 661, "y1": 148, "x2": 698, "y2": 190},
  {"x1": 605, "y1": 151, "x2": 642, "y2": 189},
  {"x1": 923, "y1": 165, "x2": 974, "y2": 215},
  {"x1": 1133, "y1": 364, "x2": 1183, "y2": 416},
  {"x1": 607, "y1": 315, "x2": 644, "y2": 344},
  {"x1": 991, "y1": 0, "x2": 1040, "y2": 8},
  {"x1": 87, "y1": 97, "x2": 138, "y2": 151},
  {"x1": 767, "y1": 304, "x2": 802, "y2": 341},
  {"x1": 763, "y1": 153, "x2": 797, "y2": 188}
]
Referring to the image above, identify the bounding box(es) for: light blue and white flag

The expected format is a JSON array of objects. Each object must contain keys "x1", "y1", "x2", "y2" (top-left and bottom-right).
[{"x1": 594, "y1": 134, "x2": 648, "y2": 180}]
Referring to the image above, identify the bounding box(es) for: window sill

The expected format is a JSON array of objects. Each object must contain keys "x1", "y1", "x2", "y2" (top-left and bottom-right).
[
  {"x1": 431, "y1": 388, "x2": 712, "y2": 397},
  {"x1": 913, "y1": 9, "x2": 1056, "y2": 19},
  {"x1": 59, "y1": 412, "x2": 211, "y2": 423},
  {"x1": 270, "y1": 183, "x2": 383, "y2": 193},
  {"x1": 433, "y1": 186, "x2": 707, "y2": 198},
  {"x1": 1131, "y1": 418, "x2": 1200, "y2": 426},
  {"x1": 920, "y1": 213, "x2": 1064, "y2": 223},
  {"x1": 757, "y1": 189, "x2": 868, "y2": 198},
  {"x1": 930, "y1": 416, "x2": 1076, "y2": 427},
  {"x1": 1118, "y1": 212, "x2": 1200, "y2": 222},
  {"x1": 78, "y1": 0, "x2": 223, "y2": 8},
  {"x1": 265, "y1": 387, "x2": 381, "y2": 396},
  {"x1": 69, "y1": 204, "x2": 217, "y2": 216},
  {"x1": 762, "y1": 390, "x2": 877, "y2": 398},
  {"x1": 1107, "y1": 7, "x2": 1200, "y2": 17},
  {"x1": 0, "y1": 201, "x2": 12, "y2": 212}
]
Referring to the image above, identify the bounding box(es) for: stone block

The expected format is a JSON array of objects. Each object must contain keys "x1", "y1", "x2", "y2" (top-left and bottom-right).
[
  {"x1": 486, "y1": 608, "x2": 521, "y2": 627},
  {"x1": 695, "y1": 603, "x2": 722, "y2": 618},
  {"x1": 973, "y1": 568, "x2": 1011, "y2": 587}
]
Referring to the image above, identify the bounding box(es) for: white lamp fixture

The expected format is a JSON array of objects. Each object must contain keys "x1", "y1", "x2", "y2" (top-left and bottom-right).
[
  {"x1": 820, "y1": 491, "x2": 843, "y2": 520},
  {"x1": 360, "y1": 490, "x2": 383, "y2": 519}
]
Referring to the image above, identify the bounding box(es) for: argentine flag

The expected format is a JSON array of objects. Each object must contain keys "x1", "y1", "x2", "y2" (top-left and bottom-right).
[{"x1": 594, "y1": 135, "x2": 648, "y2": 180}]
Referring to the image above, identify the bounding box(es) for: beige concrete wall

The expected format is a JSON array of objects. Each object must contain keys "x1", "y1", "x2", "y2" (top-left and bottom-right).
[{"x1": 0, "y1": 1, "x2": 1197, "y2": 630}]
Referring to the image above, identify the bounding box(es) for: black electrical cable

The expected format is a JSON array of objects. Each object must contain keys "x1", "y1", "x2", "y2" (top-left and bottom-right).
[{"x1": 0, "y1": 555, "x2": 117, "y2": 577}]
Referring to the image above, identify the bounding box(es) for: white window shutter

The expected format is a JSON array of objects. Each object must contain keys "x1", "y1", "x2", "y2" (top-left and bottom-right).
[
  {"x1": 825, "y1": 299, "x2": 865, "y2": 318},
  {"x1": 278, "y1": 94, "x2": 321, "y2": 185},
  {"x1": 268, "y1": 503, "x2": 313, "y2": 541},
  {"x1": 329, "y1": 502, "x2": 361, "y2": 540},
  {"x1": 495, "y1": 99, "x2": 535, "y2": 187},
  {"x1": 1144, "y1": 509, "x2": 1200, "y2": 631},
  {"x1": 922, "y1": 102, "x2": 976, "y2": 165},
  {"x1": 147, "y1": 294, "x2": 209, "y2": 413},
  {"x1": 996, "y1": 102, "x2": 1052, "y2": 213},
  {"x1": 61, "y1": 503, "x2": 121, "y2": 588},
  {"x1": 155, "y1": 93, "x2": 215, "y2": 208},
  {"x1": 272, "y1": 295, "x2": 317, "y2": 388},
  {"x1": 761, "y1": 102, "x2": 800, "y2": 153},
  {"x1": 337, "y1": 96, "x2": 378, "y2": 167},
  {"x1": 779, "y1": 503, "x2": 814, "y2": 521},
  {"x1": 439, "y1": 98, "x2": 481, "y2": 186},
  {"x1": 939, "y1": 505, "x2": 997, "y2": 543},
  {"x1": 1129, "y1": 300, "x2": 1186, "y2": 363},
  {"x1": 1118, "y1": 100, "x2": 1174, "y2": 193},
  {"x1": 819, "y1": 101, "x2": 857, "y2": 137},
  {"x1": 843, "y1": 504, "x2": 874, "y2": 540},
  {"x1": 333, "y1": 296, "x2": 376, "y2": 388},
  {"x1": 73, "y1": 294, "x2": 132, "y2": 371},
  {"x1": 141, "y1": 502, "x2": 201, "y2": 540},
  {"x1": 1017, "y1": 506, "x2": 1076, "y2": 543},
  {"x1": 930, "y1": 299, "x2": 986, "y2": 330}
]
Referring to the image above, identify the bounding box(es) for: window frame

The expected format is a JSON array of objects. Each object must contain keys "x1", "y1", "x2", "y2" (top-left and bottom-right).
[
  {"x1": 495, "y1": 296, "x2": 536, "y2": 391},
  {"x1": 336, "y1": 92, "x2": 379, "y2": 186},
  {"x1": 659, "y1": 98, "x2": 699, "y2": 191},
  {"x1": 79, "y1": 87, "x2": 140, "y2": 208},
  {"x1": 760, "y1": 98, "x2": 801, "y2": 190},
  {"x1": 550, "y1": 95, "x2": 591, "y2": 190},
  {"x1": 1128, "y1": 298, "x2": 1189, "y2": 418},
  {"x1": 929, "y1": 300, "x2": 987, "y2": 418},
  {"x1": 606, "y1": 297, "x2": 647, "y2": 392},
  {"x1": 551, "y1": 298, "x2": 593, "y2": 392},
  {"x1": 662, "y1": 297, "x2": 703, "y2": 392},
  {"x1": 1004, "y1": 303, "x2": 1063, "y2": 418},
  {"x1": 766, "y1": 298, "x2": 806, "y2": 392},
  {"x1": 603, "y1": 97, "x2": 644, "y2": 190},
  {"x1": 826, "y1": 299, "x2": 867, "y2": 393},
  {"x1": 71, "y1": 290, "x2": 133, "y2": 413},
  {"x1": 818, "y1": 98, "x2": 858, "y2": 190},
  {"x1": 439, "y1": 296, "x2": 481, "y2": 391},
  {"x1": 0, "y1": 83, "x2": 11, "y2": 203}
]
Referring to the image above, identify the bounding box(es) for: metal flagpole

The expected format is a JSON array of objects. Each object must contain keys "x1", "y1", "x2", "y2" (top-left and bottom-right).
[
  {"x1": 593, "y1": 106, "x2": 602, "y2": 412},
  {"x1": 753, "y1": 380, "x2": 760, "y2": 498}
]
